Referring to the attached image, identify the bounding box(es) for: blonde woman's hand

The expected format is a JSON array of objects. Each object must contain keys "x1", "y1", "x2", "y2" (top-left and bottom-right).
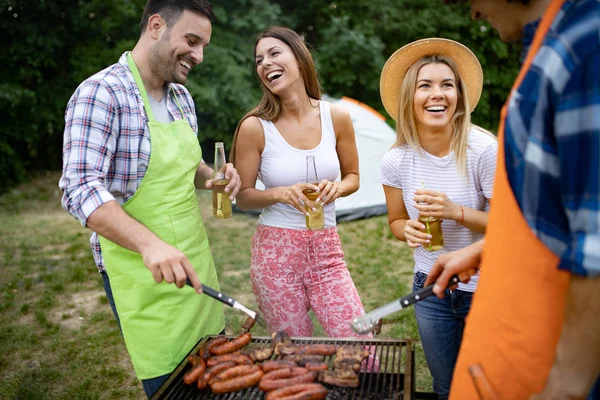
[
  {"x1": 414, "y1": 189, "x2": 461, "y2": 221},
  {"x1": 278, "y1": 183, "x2": 320, "y2": 215},
  {"x1": 404, "y1": 219, "x2": 432, "y2": 248},
  {"x1": 316, "y1": 179, "x2": 343, "y2": 206}
]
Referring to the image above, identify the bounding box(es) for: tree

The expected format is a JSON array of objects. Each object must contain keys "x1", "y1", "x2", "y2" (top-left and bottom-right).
[{"x1": 1, "y1": 0, "x2": 522, "y2": 193}]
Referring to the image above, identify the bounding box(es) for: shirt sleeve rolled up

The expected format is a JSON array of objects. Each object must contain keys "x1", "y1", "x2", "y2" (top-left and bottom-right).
[{"x1": 59, "y1": 80, "x2": 119, "y2": 227}]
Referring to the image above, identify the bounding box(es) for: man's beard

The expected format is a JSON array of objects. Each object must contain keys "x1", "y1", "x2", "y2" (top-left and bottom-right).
[{"x1": 149, "y1": 34, "x2": 183, "y2": 84}]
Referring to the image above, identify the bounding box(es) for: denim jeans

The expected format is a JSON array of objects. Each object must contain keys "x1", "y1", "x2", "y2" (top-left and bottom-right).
[{"x1": 413, "y1": 271, "x2": 473, "y2": 400}]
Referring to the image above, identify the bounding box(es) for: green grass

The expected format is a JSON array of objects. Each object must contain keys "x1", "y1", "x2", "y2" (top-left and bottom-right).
[{"x1": 0, "y1": 172, "x2": 431, "y2": 399}]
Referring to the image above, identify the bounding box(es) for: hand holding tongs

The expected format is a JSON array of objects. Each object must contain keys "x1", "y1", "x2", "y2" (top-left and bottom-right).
[
  {"x1": 185, "y1": 278, "x2": 269, "y2": 331},
  {"x1": 351, "y1": 275, "x2": 460, "y2": 334}
]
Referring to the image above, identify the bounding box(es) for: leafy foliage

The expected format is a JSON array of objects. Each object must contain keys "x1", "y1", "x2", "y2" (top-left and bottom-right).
[{"x1": 1, "y1": 0, "x2": 523, "y2": 193}]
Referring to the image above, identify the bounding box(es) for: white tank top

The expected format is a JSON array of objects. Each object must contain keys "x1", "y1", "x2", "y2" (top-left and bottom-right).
[{"x1": 257, "y1": 100, "x2": 340, "y2": 229}]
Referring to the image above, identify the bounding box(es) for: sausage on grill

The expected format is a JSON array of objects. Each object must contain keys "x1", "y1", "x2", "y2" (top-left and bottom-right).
[
  {"x1": 210, "y1": 364, "x2": 264, "y2": 394},
  {"x1": 260, "y1": 359, "x2": 298, "y2": 372},
  {"x1": 206, "y1": 352, "x2": 253, "y2": 367},
  {"x1": 182, "y1": 355, "x2": 206, "y2": 385},
  {"x1": 203, "y1": 336, "x2": 228, "y2": 357},
  {"x1": 300, "y1": 362, "x2": 329, "y2": 371},
  {"x1": 259, "y1": 368, "x2": 317, "y2": 392},
  {"x1": 297, "y1": 344, "x2": 337, "y2": 356},
  {"x1": 197, "y1": 361, "x2": 236, "y2": 390},
  {"x1": 242, "y1": 316, "x2": 256, "y2": 331},
  {"x1": 210, "y1": 332, "x2": 252, "y2": 355},
  {"x1": 265, "y1": 382, "x2": 328, "y2": 400}
]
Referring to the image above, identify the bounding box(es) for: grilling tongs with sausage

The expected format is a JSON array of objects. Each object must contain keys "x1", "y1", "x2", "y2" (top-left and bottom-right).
[
  {"x1": 185, "y1": 278, "x2": 268, "y2": 331},
  {"x1": 351, "y1": 275, "x2": 460, "y2": 334}
]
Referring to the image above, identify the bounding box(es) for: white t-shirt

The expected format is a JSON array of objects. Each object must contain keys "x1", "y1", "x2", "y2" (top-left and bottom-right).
[
  {"x1": 257, "y1": 100, "x2": 340, "y2": 229},
  {"x1": 380, "y1": 127, "x2": 498, "y2": 292}
]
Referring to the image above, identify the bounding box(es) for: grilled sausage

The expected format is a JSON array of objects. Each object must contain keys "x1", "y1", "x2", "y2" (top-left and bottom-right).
[
  {"x1": 259, "y1": 368, "x2": 317, "y2": 392},
  {"x1": 297, "y1": 344, "x2": 337, "y2": 356},
  {"x1": 210, "y1": 364, "x2": 264, "y2": 394},
  {"x1": 204, "y1": 336, "x2": 228, "y2": 357},
  {"x1": 210, "y1": 332, "x2": 252, "y2": 355},
  {"x1": 260, "y1": 359, "x2": 297, "y2": 372},
  {"x1": 300, "y1": 362, "x2": 329, "y2": 371},
  {"x1": 206, "y1": 352, "x2": 253, "y2": 367},
  {"x1": 182, "y1": 355, "x2": 206, "y2": 385},
  {"x1": 242, "y1": 316, "x2": 256, "y2": 331},
  {"x1": 265, "y1": 383, "x2": 328, "y2": 400},
  {"x1": 197, "y1": 361, "x2": 236, "y2": 390},
  {"x1": 285, "y1": 354, "x2": 324, "y2": 364}
]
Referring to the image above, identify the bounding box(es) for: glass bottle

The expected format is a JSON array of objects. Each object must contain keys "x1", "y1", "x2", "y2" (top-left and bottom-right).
[
  {"x1": 303, "y1": 155, "x2": 324, "y2": 230},
  {"x1": 417, "y1": 201, "x2": 443, "y2": 251},
  {"x1": 212, "y1": 142, "x2": 232, "y2": 219}
]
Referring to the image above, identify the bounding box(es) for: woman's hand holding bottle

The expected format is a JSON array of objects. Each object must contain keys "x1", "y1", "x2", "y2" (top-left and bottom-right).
[
  {"x1": 414, "y1": 189, "x2": 461, "y2": 221},
  {"x1": 278, "y1": 183, "x2": 320, "y2": 215},
  {"x1": 404, "y1": 219, "x2": 433, "y2": 248},
  {"x1": 316, "y1": 179, "x2": 343, "y2": 206}
]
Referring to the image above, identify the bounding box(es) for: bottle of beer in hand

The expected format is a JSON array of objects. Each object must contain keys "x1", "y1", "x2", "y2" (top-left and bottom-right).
[
  {"x1": 418, "y1": 205, "x2": 444, "y2": 252},
  {"x1": 303, "y1": 155, "x2": 324, "y2": 230},
  {"x1": 212, "y1": 142, "x2": 232, "y2": 219}
]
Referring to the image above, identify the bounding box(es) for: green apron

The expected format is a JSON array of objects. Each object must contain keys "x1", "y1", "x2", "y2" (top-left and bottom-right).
[{"x1": 98, "y1": 53, "x2": 225, "y2": 380}]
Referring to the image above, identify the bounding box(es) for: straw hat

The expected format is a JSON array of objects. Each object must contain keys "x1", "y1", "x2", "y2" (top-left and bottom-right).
[{"x1": 380, "y1": 38, "x2": 483, "y2": 121}]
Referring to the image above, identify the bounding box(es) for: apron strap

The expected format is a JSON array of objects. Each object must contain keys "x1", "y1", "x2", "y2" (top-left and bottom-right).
[
  {"x1": 171, "y1": 87, "x2": 187, "y2": 119},
  {"x1": 127, "y1": 52, "x2": 156, "y2": 122}
]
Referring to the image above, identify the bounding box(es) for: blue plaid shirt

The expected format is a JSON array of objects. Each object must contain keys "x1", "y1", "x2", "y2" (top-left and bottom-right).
[
  {"x1": 505, "y1": 0, "x2": 600, "y2": 277},
  {"x1": 59, "y1": 52, "x2": 199, "y2": 272}
]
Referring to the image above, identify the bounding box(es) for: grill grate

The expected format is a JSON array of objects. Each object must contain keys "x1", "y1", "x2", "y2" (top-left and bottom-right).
[{"x1": 153, "y1": 336, "x2": 414, "y2": 400}]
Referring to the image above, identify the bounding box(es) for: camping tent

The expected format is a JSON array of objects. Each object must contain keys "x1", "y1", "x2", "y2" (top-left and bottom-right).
[{"x1": 233, "y1": 95, "x2": 397, "y2": 221}]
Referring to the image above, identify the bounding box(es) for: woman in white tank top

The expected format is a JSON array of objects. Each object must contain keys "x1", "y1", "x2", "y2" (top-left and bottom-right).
[
  {"x1": 229, "y1": 27, "x2": 375, "y2": 347},
  {"x1": 379, "y1": 39, "x2": 497, "y2": 399}
]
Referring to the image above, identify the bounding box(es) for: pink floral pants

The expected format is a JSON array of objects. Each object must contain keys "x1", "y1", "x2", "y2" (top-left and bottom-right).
[{"x1": 250, "y1": 224, "x2": 371, "y2": 339}]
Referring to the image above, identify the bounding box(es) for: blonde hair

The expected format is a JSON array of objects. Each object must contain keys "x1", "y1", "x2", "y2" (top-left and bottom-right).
[
  {"x1": 394, "y1": 55, "x2": 471, "y2": 175},
  {"x1": 230, "y1": 26, "x2": 322, "y2": 164}
]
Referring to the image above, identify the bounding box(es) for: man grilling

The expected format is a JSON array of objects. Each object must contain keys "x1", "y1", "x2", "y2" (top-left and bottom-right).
[
  {"x1": 425, "y1": 0, "x2": 600, "y2": 399},
  {"x1": 59, "y1": 0, "x2": 240, "y2": 397}
]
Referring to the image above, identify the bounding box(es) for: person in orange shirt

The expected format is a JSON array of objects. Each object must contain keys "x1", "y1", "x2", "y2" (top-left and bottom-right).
[{"x1": 427, "y1": 0, "x2": 600, "y2": 399}]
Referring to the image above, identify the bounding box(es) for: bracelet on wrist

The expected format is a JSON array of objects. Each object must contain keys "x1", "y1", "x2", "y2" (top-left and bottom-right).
[{"x1": 458, "y1": 205, "x2": 465, "y2": 226}]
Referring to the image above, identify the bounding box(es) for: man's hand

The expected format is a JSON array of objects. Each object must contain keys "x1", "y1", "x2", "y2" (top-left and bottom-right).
[
  {"x1": 425, "y1": 239, "x2": 484, "y2": 297},
  {"x1": 140, "y1": 240, "x2": 203, "y2": 294},
  {"x1": 205, "y1": 163, "x2": 241, "y2": 200}
]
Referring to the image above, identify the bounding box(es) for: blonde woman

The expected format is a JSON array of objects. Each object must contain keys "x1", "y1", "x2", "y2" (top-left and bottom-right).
[{"x1": 379, "y1": 38, "x2": 497, "y2": 400}]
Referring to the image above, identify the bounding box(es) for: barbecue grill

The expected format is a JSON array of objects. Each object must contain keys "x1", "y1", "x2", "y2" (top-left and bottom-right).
[{"x1": 152, "y1": 335, "x2": 423, "y2": 400}]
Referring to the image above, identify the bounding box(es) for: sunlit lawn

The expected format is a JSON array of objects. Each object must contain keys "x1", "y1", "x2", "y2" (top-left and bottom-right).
[{"x1": 0, "y1": 172, "x2": 430, "y2": 399}]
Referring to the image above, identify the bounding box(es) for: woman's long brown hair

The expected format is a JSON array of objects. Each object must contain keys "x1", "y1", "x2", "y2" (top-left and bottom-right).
[{"x1": 230, "y1": 26, "x2": 322, "y2": 164}]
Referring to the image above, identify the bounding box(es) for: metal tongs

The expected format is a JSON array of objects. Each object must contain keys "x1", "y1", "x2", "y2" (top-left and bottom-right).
[
  {"x1": 351, "y1": 275, "x2": 460, "y2": 334},
  {"x1": 185, "y1": 278, "x2": 268, "y2": 330}
]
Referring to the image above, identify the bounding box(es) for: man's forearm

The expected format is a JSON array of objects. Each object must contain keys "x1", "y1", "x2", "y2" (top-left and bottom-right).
[
  {"x1": 194, "y1": 162, "x2": 214, "y2": 190},
  {"x1": 86, "y1": 200, "x2": 159, "y2": 254}
]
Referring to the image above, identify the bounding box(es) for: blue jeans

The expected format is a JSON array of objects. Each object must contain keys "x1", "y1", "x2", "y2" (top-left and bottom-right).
[{"x1": 413, "y1": 271, "x2": 473, "y2": 400}]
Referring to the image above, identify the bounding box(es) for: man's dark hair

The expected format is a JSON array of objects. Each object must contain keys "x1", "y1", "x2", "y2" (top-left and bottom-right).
[{"x1": 140, "y1": 0, "x2": 214, "y2": 33}]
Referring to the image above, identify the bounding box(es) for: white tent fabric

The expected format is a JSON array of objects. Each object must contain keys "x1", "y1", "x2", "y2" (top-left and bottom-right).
[{"x1": 233, "y1": 96, "x2": 397, "y2": 221}]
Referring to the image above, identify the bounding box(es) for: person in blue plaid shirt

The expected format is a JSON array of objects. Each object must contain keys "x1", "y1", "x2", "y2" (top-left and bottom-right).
[
  {"x1": 426, "y1": 0, "x2": 600, "y2": 399},
  {"x1": 59, "y1": 0, "x2": 240, "y2": 396}
]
